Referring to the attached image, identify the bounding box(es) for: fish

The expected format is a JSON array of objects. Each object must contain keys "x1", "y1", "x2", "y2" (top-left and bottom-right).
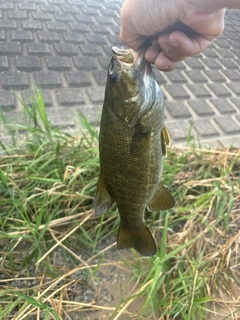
[{"x1": 94, "y1": 42, "x2": 175, "y2": 256}]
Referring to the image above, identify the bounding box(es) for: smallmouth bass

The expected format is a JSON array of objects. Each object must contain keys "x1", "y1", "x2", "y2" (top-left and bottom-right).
[{"x1": 94, "y1": 42, "x2": 175, "y2": 256}]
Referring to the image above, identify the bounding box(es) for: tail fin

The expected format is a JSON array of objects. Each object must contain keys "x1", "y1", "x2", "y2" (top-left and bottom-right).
[{"x1": 117, "y1": 225, "x2": 156, "y2": 256}]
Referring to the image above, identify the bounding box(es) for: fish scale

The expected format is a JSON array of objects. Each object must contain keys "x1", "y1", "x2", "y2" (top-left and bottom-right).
[{"x1": 94, "y1": 43, "x2": 175, "y2": 256}]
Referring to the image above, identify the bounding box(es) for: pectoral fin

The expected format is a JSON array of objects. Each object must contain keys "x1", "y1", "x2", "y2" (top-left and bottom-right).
[
  {"x1": 130, "y1": 121, "x2": 151, "y2": 157},
  {"x1": 94, "y1": 173, "x2": 114, "y2": 215},
  {"x1": 147, "y1": 183, "x2": 175, "y2": 212},
  {"x1": 161, "y1": 125, "x2": 170, "y2": 157}
]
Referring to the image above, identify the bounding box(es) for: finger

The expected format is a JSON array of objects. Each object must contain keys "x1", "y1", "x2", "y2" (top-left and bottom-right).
[
  {"x1": 144, "y1": 41, "x2": 161, "y2": 63},
  {"x1": 158, "y1": 31, "x2": 212, "y2": 61},
  {"x1": 154, "y1": 51, "x2": 179, "y2": 72}
]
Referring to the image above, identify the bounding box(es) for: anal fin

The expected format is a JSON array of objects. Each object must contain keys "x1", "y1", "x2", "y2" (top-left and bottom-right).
[
  {"x1": 94, "y1": 173, "x2": 114, "y2": 215},
  {"x1": 147, "y1": 183, "x2": 175, "y2": 212}
]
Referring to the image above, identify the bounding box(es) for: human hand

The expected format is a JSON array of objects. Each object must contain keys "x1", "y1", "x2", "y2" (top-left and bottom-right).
[{"x1": 120, "y1": 0, "x2": 226, "y2": 71}]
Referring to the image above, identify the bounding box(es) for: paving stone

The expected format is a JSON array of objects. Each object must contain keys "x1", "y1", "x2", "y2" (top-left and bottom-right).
[
  {"x1": 0, "y1": 42, "x2": 21, "y2": 55},
  {"x1": 0, "y1": 20, "x2": 17, "y2": 29},
  {"x1": 0, "y1": 56, "x2": 9, "y2": 71},
  {"x1": 49, "y1": 0, "x2": 64, "y2": 3},
  {"x1": 27, "y1": 43, "x2": 51, "y2": 55},
  {"x1": 91, "y1": 24, "x2": 110, "y2": 34},
  {"x1": 203, "y1": 70, "x2": 225, "y2": 82},
  {"x1": 188, "y1": 100, "x2": 215, "y2": 117},
  {"x1": 226, "y1": 39, "x2": 240, "y2": 48},
  {"x1": 34, "y1": 71, "x2": 62, "y2": 89},
  {"x1": 210, "y1": 99, "x2": 236, "y2": 114},
  {"x1": 184, "y1": 70, "x2": 207, "y2": 83},
  {"x1": 214, "y1": 116, "x2": 240, "y2": 134},
  {"x1": 46, "y1": 108, "x2": 77, "y2": 128},
  {"x1": 107, "y1": 35, "x2": 122, "y2": 47},
  {"x1": 186, "y1": 84, "x2": 211, "y2": 98},
  {"x1": 207, "y1": 83, "x2": 231, "y2": 98},
  {"x1": 61, "y1": 5, "x2": 79, "y2": 13},
  {"x1": 37, "y1": 31, "x2": 60, "y2": 43},
  {"x1": 86, "y1": 1, "x2": 103, "y2": 8},
  {"x1": 202, "y1": 47, "x2": 219, "y2": 58},
  {"x1": 95, "y1": 16, "x2": 115, "y2": 25},
  {"x1": 67, "y1": 0, "x2": 83, "y2": 5},
  {"x1": 165, "y1": 120, "x2": 192, "y2": 141},
  {"x1": 8, "y1": 10, "x2": 28, "y2": 19},
  {"x1": 22, "y1": 89, "x2": 52, "y2": 107},
  {"x1": 92, "y1": 70, "x2": 107, "y2": 85},
  {"x1": 221, "y1": 70, "x2": 240, "y2": 82},
  {"x1": 75, "y1": 15, "x2": 94, "y2": 24},
  {"x1": 65, "y1": 71, "x2": 91, "y2": 87},
  {"x1": 16, "y1": 56, "x2": 42, "y2": 71},
  {"x1": 99, "y1": 8, "x2": 117, "y2": 17},
  {"x1": 102, "y1": 45, "x2": 113, "y2": 56},
  {"x1": 223, "y1": 31, "x2": 239, "y2": 40},
  {"x1": 218, "y1": 136, "x2": 240, "y2": 148},
  {"x1": 54, "y1": 43, "x2": 77, "y2": 56},
  {"x1": 232, "y1": 48, "x2": 240, "y2": 58},
  {"x1": 40, "y1": 4, "x2": 59, "y2": 12},
  {"x1": 213, "y1": 38, "x2": 229, "y2": 48},
  {"x1": 86, "y1": 34, "x2": 107, "y2": 45},
  {"x1": 215, "y1": 48, "x2": 234, "y2": 58},
  {"x1": 111, "y1": 25, "x2": 120, "y2": 34},
  {"x1": 153, "y1": 69, "x2": 167, "y2": 84},
  {"x1": 218, "y1": 58, "x2": 238, "y2": 69},
  {"x1": 80, "y1": 44, "x2": 102, "y2": 56},
  {"x1": 200, "y1": 58, "x2": 220, "y2": 69},
  {"x1": 18, "y1": 3, "x2": 37, "y2": 11},
  {"x1": 0, "y1": 3, "x2": 14, "y2": 9},
  {"x1": 165, "y1": 70, "x2": 187, "y2": 83},
  {"x1": 69, "y1": 23, "x2": 89, "y2": 33},
  {"x1": 98, "y1": 56, "x2": 111, "y2": 69},
  {"x1": 62, "y1": 32, "x2": 84, "y2": 43},
  {"x1": 56, "y1": 88, "x2": 85, "y2": 105},
  {"x1": 78, "y1": 105, "x2": 102, "y2": 125},
  {"x1": 46, "y1": 22, "x2": 66, "y2": 32},
  {"x1": 163, "y1": 84, "x2": 190, "y2": 100},
  {"x1": 22, "y1": 20, "x2": 42, "y2": 30},
  {"x1": 0, "y1": 91, "x2": 15, "y2": 109},
  {"x1": 0, "y1": 30, "x2": 5, "y2": 41},
  {"x1": 2, "y1": 71, "x2": 29, "y2": 90},
  {"x1": 73, "y1": 57, "x2": 98, "y2": 70},
  {"x1": 165, "y1": 101, "x2": 191, "y2": 118},
  {"x1": 11, "y1": 30, "x2": 33, "y2": 42},
  {"x1": 226, "y1": 83, "x2": 240, "y2": 96},
  {"x1": 54, "y1": 13, "x2": 73, "y2": 22},
  {"x1": 230, "y1": 98, "x2": 240, "y2": 110},
  {"x1": 86, "y1": 87, "x2": 105, "y2": 103},
  {"x1": 28, "y1": 0, "x2": 45, "y2": 3},
  {"x1": 184, "y1": 57, "x2": 204, "y2": 69},
  {"x1": 192, "y1": 119, "x2": 219, "y2": 137},
  {"x1": 32, "y1": 12, "x2": 52, "y2": 20},
  {"x1": 82, "y1": 7, "x2": 98, "y2": 15},
  {"x1": 45, "y1": 56, "x2": 71, "y2": 71}
]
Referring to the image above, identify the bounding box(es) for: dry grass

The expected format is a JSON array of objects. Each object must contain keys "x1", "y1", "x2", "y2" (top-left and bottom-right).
[{"x1": 0, "y1": 93, "x2": 240, "y2": 319}]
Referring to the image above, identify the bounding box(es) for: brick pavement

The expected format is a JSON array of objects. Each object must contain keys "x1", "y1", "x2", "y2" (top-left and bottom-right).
[{"x1": 0, "y1": 0, "x2": 240, "y2": 148}]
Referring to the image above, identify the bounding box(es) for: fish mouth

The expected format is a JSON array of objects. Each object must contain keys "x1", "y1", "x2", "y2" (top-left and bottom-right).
[{"x1": 112, "y1": 40, "x2": 151, "y2": 74}]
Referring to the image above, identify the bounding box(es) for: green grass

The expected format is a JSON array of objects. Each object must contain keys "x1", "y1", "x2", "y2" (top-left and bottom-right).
[{"x1": 0, "y1": 90, "x2": 240, "y2": 319}]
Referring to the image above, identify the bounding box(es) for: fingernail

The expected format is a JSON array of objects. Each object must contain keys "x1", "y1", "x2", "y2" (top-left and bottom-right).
[
  {"x1": 158, "y1": 65, "x2": 169, "y2": 70},
  {"x1": 159, "y1": 42, "x2": 170, "y2": 53},
  {"x1": 170, "y1": 40, "x2": 179, "y2": 48}
]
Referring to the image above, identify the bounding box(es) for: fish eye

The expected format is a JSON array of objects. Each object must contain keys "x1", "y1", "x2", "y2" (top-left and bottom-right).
[{"x1": 109, "y1": 72, "x2": 118, "y2": 84}]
